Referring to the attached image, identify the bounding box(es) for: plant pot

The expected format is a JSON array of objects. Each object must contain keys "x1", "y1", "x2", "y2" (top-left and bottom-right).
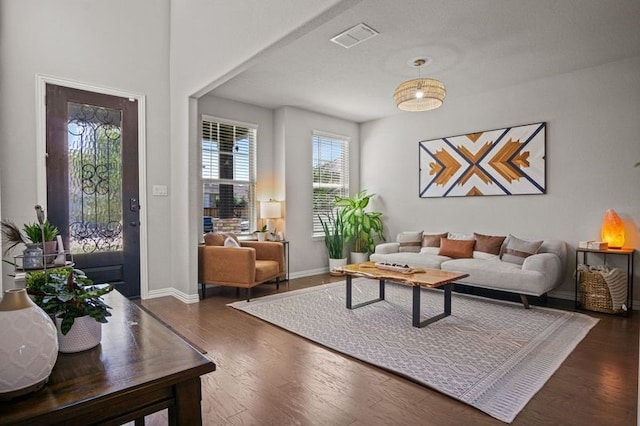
[
  {"x1": 256, "y1": 232, "x2": 267, "y2": 242},
  {"x1": 0, "y1": 289, "x2": 58, "y2": 399},
  {"x1": 39, "y1": 241, "x2": 58, "y2": 264},
  {"x1": 329, "y1": 257, "x2": 348, "y2": 275},
  {"x1": 350, "y1": 252, "x2": 369, "y2": 264},
  {"x1": 56, "y1": 315, "x2": 102, "y2": 353}
]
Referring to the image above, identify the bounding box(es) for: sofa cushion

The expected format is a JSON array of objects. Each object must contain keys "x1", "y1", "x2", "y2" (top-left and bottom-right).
[
  {"x1": 501, "y1": 234, "x2": 543, "y2": 265},
  {"x1": 397, "y1": 231, "x2": 423, "y2": 253},
  {"x1": 254, "y1": 260, "x2": 280, "y2": 283},
  {"x1": 441, "y1": 258, "x2": 553, "y2": 295},
  {"x1": 473, "y1": 251, "x2": 500, "y2": 260},
  {"x1": 473, "y1": 232, "x2": 506, "y2": 255},
  {"x1": 439, "y1": 238, "x2": 475, "y2": 259},
  {"x1": 422, "y1": 232, "x2": 448, "y2": 247}
]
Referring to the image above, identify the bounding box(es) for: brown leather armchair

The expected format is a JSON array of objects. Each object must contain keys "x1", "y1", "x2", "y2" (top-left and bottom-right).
[{"x1": 198, "y1": 233, "x2": 285, "y2": 301}]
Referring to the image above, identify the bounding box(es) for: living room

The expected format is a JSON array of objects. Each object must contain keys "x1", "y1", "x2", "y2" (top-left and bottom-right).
[{"x1": 1, "y1": 0, "x2": 639, "y2": 424}]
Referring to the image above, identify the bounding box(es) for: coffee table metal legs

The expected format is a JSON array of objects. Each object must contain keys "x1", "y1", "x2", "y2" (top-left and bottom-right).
[
  {"x1": 346, "y1": 275, "x2": 385, "y2": 309},
  {"x1": 413, "y1": 283, "x2": 452, "y2": 328},
  {"x1": 346, "y1": 276, "x2": 453, "y2": 328}
]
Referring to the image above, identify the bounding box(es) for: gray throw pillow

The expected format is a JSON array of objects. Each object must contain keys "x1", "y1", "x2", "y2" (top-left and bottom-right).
[
  {"x1": 397, "y1": 231, "x2": 423, "y2": 253},
  {"x1": 501, "y1": 234, "x2": 543, "y2": 265}
]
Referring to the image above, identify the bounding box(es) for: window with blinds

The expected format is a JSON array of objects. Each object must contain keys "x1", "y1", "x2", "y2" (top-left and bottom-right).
[
  {"x1": 201, "y1": 116, "x2": 256, "y2": 234},
  {"x1": 312, "y1": 131, "x2": 349, "y2": 236}
]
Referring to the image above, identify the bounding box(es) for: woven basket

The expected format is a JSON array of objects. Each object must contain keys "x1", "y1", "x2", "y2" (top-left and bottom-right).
[{"x1": 579, "y1": 269, "x2": 622, "y2": 314}]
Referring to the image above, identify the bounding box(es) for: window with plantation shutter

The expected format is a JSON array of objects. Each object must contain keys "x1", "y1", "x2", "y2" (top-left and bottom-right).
[
  {"x1": 312, "y1": 131, "x2": 349, "y2": 236},
  {"x1": 201, "y1": 116, "x2": 256, "y2": 234}
]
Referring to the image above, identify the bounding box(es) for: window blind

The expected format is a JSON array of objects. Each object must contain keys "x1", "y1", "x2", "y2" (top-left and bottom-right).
[
  {"x1": 312, "y1": 131, "x2": 349, "y2": 236},
  {"x1": 201, "y1": 117, "x2": 256, "y2": 233}
]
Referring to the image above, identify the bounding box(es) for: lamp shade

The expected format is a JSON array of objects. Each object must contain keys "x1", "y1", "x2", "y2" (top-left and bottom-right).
[
  {"x1": 601, "y1": 209, "x2": 625, "y2": 248},
  {"x1": 260, "y1": 201, "x2": 281, "y2": 219},
  {"x1": 394, "y1": 78, "x2": 446, "y2": 111}
]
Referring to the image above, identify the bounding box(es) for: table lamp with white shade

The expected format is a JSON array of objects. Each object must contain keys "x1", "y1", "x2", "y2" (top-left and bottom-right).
[{"x1": 260, "y1": 200, "x2": 281, "y2": 235}]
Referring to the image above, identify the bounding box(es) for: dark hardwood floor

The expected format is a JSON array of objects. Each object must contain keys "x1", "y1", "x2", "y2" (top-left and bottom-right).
[{"x1": 139, "y1": 275, "x2": 638, "y2": 425}]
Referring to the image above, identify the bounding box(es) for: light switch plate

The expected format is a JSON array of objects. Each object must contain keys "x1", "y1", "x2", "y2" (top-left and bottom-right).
[{"x1": 153, "y1": 185, "x2": 168, "y2": 196}]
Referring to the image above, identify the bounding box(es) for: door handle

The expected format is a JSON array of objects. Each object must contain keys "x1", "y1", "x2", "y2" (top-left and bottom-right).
[
  {"x1": 130, "y1": 198, "x2": 139, "y2": 212},
  {"x1": 130, "y1": 221, "x2": 139, "y2": 227}
]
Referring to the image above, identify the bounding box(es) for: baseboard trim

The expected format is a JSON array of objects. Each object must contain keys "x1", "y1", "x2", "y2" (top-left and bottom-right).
[
  {"x1": 146, "y1": 287, "x2": 200, "y2": 304},
  {"x1": 289, "y1": 267, "x2": 329, "y2": 280}
]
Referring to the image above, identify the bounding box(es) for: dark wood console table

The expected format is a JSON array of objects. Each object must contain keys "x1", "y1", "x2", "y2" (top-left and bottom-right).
[{"x1": 0, "y1": 291, "x2": 216, "y2": 425}]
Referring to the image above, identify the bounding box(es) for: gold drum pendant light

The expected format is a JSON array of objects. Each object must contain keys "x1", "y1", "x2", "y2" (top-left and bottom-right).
[{"x1": 394, "y1": 59, "x2": 446, "y2": 111}]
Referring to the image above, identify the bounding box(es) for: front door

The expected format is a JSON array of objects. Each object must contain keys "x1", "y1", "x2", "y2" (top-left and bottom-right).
[{"x1": 45, "y1": 84, "x2": 140, "y2": 298}]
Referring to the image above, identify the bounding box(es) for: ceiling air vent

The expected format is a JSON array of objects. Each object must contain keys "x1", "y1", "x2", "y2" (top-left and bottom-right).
[{"x1": 330, "y1": 23, "x2": 379, "y2": 49}]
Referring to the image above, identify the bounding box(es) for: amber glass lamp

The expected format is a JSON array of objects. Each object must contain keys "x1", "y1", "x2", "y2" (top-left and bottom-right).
[{"x1": 601, "y1": 209, "x2": 625, "y2": 249}]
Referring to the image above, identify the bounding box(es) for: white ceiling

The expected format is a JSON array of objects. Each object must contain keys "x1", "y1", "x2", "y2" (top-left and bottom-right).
[{"x1": 209, "y1": 0, "x2": 640, "y2": 123}]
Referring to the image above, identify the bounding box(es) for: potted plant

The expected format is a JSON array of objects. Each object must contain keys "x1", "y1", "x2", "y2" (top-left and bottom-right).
[
  {"x1": 335, "y1": 190, "x2": 384, "y2": 263},
  {"x1": 254, "y1": 224, "x2": 268, "y2": 241},
  {"x1": 1, "y1": 219, "x2": 59, "y2": 267},
  {"x1": 25, "y1": 267, "x2": 113, "y2": 353},
  {"x1": 23, "y1": 220, "x2": 59, "y2": 256},
  {"x1": 318, "y1": 210, "x2": 347, "y2": 273}
]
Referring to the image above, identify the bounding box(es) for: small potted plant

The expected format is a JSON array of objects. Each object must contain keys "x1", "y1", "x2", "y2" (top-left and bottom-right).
[
  {"x1": 25, "y1": 267, "x2": 113, "y2": 353},
  {"x1": 318, "y1": 210, "x2": 347, "y2": 273},
  {"x1": 335, "y1": 190, "x2": 384, "y2": 263},
  {"x1": 254, "y1": 224, "x2": 269, "y2": 241},
  {"x1": 23, "y1": 220, "x2": 59, "y2": 257},
  {"x1": 1, "y1": 218, "x2": 59, "y2": 268}
]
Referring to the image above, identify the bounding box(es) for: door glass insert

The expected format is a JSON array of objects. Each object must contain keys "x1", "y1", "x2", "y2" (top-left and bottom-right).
[{"x1": 67, "y1": 102, "x2": 123, "y2": 254}]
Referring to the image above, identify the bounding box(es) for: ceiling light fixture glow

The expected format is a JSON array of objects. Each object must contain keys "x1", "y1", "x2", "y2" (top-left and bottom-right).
[{"x1": 393, "y1": 59, "x2": 446, "y2": 112}]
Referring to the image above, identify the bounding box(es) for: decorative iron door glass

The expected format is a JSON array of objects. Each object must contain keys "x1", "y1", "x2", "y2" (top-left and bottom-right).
[
  {"x1": 419, "y1": 122, "x2": 546, "y2": 197},
  {"x1": 67, "y1": 103, "x2": 124, "y2": 253}
]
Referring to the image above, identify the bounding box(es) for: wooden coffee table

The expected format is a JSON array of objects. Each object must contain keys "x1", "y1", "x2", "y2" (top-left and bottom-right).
[{"x1": 341, "y1": 262, "x2": 469, "y2": 328}]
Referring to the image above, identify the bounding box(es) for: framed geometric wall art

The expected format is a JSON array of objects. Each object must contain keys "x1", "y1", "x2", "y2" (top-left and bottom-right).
[{"x1": 419, "y1": 122, "x2": 546, "y2": 198}]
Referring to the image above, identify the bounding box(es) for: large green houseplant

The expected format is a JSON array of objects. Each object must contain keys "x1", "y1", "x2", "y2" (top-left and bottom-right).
[{"x1": 335, "y1": 190, "x2": 384, "y2": 259}]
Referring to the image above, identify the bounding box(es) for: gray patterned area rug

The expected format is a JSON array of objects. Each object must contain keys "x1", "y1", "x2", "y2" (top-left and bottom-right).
[{"x1": 229, "y1": 279, "x2": 598, "y2": 423}]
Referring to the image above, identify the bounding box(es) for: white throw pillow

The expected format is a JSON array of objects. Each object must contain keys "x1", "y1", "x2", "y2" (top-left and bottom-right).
[{"x1": 224, "y1": 236, "x2": 241, "y2": 248}]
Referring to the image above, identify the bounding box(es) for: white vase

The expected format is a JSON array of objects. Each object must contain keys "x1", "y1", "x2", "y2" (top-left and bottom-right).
[
  {"x1": 0, "y1": 288, "x2": 58, "y2": 399},
  {"x1": 350, "y1": 252, "x2": 369, "y2": 264},
  {"x1": 56, "y1": 315, "x2": 102, "y2": 353},
  {"x1": 256, "y1": 232, "x2": 267, "y2": 241}
]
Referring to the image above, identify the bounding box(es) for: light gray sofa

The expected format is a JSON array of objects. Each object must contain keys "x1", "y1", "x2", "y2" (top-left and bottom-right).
[{"x1": 370, "y1": 232, "x2": 567, "y2": 308}]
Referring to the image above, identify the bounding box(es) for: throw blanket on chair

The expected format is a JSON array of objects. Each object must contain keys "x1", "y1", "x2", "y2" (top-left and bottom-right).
[{"x1": 577, "y1": 264, "x2": 628, "y2": 310}]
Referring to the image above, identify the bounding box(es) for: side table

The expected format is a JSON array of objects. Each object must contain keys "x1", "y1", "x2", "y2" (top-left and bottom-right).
[
  {"x1": 574, "y1": 247, "x2": 635, "y2": 316},
  {"x1": 282, "y1": 240, "x2": 290, "y2": 281}
]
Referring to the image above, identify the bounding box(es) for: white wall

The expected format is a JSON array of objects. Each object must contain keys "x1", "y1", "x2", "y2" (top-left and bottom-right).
[
  {"x1": 276, "y1": 106, "x2": 360, "y2": 276},
  {"x1": 168, "y1": 0, "x2": 350, "y2": 298},
  {"x1": 360, "y1": 56, "x2": 640, "y2": 299},
  {"x1": 0, "y1": 0, "x2": 171, "y2": 291}
]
